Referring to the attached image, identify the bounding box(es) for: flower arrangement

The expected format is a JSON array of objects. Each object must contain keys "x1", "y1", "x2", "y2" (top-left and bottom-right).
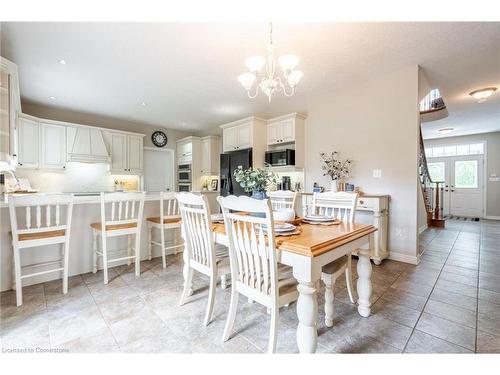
[
  {"x1": 233, "y1": 164, "x2": 278, "y2": 193},
  {"x1": 320, "y1": 151, "x2": 352, "y2": 181}
]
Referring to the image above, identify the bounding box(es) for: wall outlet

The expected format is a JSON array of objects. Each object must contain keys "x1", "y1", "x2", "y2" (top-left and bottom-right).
[{"x1": 373, "y1": 169, "x2": 382, "y2": 178}]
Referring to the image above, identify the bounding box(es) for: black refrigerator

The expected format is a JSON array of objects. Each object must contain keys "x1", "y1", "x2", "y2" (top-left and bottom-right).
[{"x1": 220, "y1": 148, "x2": 252, "y2": 197}]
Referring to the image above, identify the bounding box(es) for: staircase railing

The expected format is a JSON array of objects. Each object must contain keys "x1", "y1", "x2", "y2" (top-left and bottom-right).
[{"x1": 419, "y1": 128, "x2": 444, "y2": 225}]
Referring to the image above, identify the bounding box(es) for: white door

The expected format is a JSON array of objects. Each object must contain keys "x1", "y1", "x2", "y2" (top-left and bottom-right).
[
  {"x1": 127, "y1": 135, "x2": 143, "y2": 174},
  {"x1": 17, "y1": 117, "x2": 39, "y2": 169},
  {"x1": 236, "y1": 123, "x2": 252, "y2": 149},
  {"x1": 280, "y1": 119, "x2": 295, "y2": 143},
  {"x1": 450, "y1": 156, "x2": 483, "y2": 217},
  {"x1": 222, "y1": 127, "x2": 237, "y2": 152},
  {"x1": 40, "y1": 123, "x2": 66, "y2": 170},
  {"x1": 267, "y1": 121, "x2": 281, "y2": 145},
  {"x1": 143, "y1": 148, "x2": 174, "y2": 192},
  {"x1": 428, "y1": 156, "x2": 484, "y2": 218}
]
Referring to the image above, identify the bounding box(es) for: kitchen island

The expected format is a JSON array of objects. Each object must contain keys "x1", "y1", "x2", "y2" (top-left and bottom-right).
[{"x1": 0, "y1": 192, "x2": 217, "y2": 292}]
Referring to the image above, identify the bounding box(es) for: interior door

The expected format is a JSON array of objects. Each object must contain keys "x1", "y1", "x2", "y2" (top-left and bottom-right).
[
  {"x1": 450, "y1": 155, "x2": 483, "y2": 218},
  {"x1": 144, "y1": 149, "x2": 174, "y2": 192}
]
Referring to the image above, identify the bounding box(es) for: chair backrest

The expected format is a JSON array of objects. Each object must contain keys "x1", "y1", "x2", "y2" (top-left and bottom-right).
[
  {"x1": 8, "y1": 193, "x2": 74, "y2": 240},
  {"x1": 160, "y1": 191, "x2": 180, "y2": 222},
  {"x1": 217, "y1": 195, "x2": 278, "y2": 299},
  {"x1": 176, "y1": 192, "x2": 215, "y2": 269},
  {"x1": 268, "y1": 190, "x2": 298, "y2": 211},
  {"x1": 312, "y1": 191, "x2": 358, "y2": 223},
  {"x1": 99, "y1": 192, "x2": 145, "y2": 230}
]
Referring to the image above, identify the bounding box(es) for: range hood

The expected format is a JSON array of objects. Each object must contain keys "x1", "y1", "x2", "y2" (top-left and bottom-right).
[{"x1": 67, "y1": 126, "x2": 110, "y2": 163}]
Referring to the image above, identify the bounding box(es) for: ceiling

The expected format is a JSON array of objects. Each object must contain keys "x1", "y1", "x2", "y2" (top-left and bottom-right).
[{"x1": 1, "y1": 22, "x2": 499, "y2": 136}]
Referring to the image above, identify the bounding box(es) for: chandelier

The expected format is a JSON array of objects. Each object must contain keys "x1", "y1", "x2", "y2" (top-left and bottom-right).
[{"x1": 238, "y1": 23, "x2": 303, "y2": 102}]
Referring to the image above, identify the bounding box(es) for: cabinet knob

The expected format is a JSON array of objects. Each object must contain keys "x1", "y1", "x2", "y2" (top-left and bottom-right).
[{"x1": 18, "y1": 163, "x2": 23, "y2": 166}]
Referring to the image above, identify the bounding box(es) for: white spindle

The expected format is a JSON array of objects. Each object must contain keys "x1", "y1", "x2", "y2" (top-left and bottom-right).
[
  {"x1": 36, "y1": 206, "x2": 41, "y2": 228},
  {"x1": 118, "y1": 201, "x2": 123, "y2": 220},
  {"x1": 46, "y1": 205, "x2": 51, "y2": 227},
  {"x1": 55, "y1": 204, "x2": 60, "y2": 226},
  {"x1": 131, "y1": 201, "x2": 136, "y2": 219},
  {"x1": 125, "y1": 201, "x2": 129, "y2": 219},
  {"x1": 25, "y1": 206, "x2": 31, "y2": 229},
  {"x1": 111, "y1": 202, "x2": 116, "y2": 221}
]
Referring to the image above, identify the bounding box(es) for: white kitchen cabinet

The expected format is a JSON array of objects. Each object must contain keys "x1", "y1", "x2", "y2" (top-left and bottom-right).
[
  {"x1": 108, "y1": 132, "x2": 143, "y2": 175},
  {"x1": 17, "y1": 116, "x2": 39, "y2": 169},
  {"x1": 201, "y1": 136, "x2": 220, "y2": 175},
  {"x1": 222, "y1": 122, "x2": 253, "y2": 152},
  {"x1": 127, "y1": 135, "x2": 143, "y2": 174},
  {"x1": 40, "y1": 122, "x2": 66, "y2": 170},
  {"x1": 267, "y1": 117, "x2": 296, "y2": 145},
  {"x1": 177, "y1": 139, "x2": 193, "y2": 164},
  {"x1": 0, "y1": 57, "x2": 20, "y2": 169}
]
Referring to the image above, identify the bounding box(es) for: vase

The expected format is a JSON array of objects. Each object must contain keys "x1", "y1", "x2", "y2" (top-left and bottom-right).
[
  {"x1": 330, "y1": 180, "x2": 338, "y2": 192},
  {"x1": 251, "y1": 190, "x2": 267, "y2": 200}
]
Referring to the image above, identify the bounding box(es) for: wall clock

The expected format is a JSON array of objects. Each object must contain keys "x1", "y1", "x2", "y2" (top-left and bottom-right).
[{"x1": 151, "y1": 130, "x2": 168, "y2": 147}]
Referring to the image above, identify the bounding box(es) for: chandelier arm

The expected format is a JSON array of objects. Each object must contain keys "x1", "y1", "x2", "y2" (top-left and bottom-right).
[{"x1": 247, "y1": 84, "x2": 260, "y2": 99}]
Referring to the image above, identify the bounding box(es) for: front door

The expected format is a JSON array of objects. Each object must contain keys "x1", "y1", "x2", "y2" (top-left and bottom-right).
[{"x1": 428, "y1": 155, "x2": 484, "y2": 218}]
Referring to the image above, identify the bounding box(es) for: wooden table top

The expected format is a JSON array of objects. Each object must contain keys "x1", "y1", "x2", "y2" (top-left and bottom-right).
[{"x1": 212, "y1": 222, "x2": 376, "y2": 258}]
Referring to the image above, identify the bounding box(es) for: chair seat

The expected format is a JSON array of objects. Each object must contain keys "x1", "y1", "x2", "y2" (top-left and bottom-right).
[
  {"x1": 90, "y1": 222, "x2": 137, "y2": 232},
  {"x1": 17, "y1": 230, "x2": 66, "y2": 242},
  {"x1": 146, "y1": 216, "x2": 181, "y2": 225},
  {"x1": 322, "y1": 255, "x2": 349, "y2": 275}
]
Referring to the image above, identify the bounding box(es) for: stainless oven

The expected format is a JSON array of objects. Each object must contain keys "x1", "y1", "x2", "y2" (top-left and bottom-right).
[
  {"x1": 178, "y1": 183, "x2": 191, "y2": 192},
  {"x1": 178, "y1": 164, "x2": 191, "y2": 182}
]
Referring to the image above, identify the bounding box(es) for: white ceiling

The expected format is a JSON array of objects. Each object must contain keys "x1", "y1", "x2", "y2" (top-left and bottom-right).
[{"x1": 1, "y1": 22, "x2": 499, "y2": 136}]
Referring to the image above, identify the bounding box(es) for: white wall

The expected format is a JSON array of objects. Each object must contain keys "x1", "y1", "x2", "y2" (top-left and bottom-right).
[
  {"x1": 424, "y1": 131, "x2": 500, "y2": 218},
  {"x1": 304, "y1": 65, "x2": 421, "y2": 263}
]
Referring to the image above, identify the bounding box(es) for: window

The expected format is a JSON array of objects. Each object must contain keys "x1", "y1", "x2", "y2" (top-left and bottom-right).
[
  {"x1": 428, "y1": 162, "x2": 445, "y2": 182},
  {"x1": 444, "y1": 146, "x2": 456, "y2": 156},
  {"x1": 456, "y1": 144, "x2": 469, "y2": 156},
  {"x1": 469, "y1": 143, "x2": 484, "y2": 155},
  {"x1": 425, "y1": 148, "x2": 433, "y2": 158},
  {"x1": 454, "y1": 160, "x2": 478, "y2": 188},
  {"x1": 427, "y1": 142, "x2": 484, "y2": 158},
  {"x1": 433, "y1": 146, "x2": 444, "y2": 157}
]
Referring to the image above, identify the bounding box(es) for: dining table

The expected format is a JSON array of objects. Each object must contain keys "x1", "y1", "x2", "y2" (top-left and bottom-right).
[{"x1": 206, "y1": 220, "x2": 377, "y2": 354}]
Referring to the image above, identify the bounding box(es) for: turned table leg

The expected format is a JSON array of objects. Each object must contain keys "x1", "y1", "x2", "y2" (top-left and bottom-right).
[
  {"x1": 296, "y1": 280, "x2": 318, "y2": 353},
  {"x1": 356, "y1": 247, "x2": 373, "y2": 317}
]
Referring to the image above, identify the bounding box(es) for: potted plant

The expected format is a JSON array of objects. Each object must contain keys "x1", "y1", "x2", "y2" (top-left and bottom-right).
[
  {"x1": 320, "y1": 151, "x2": 352, "y2": 192},
  {"x1": 233, "y1": 164, "x2": 278, "y2": 200}
]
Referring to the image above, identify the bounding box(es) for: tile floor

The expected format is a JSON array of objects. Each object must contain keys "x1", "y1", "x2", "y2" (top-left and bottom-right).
[{"x1": 1, "y1": 219, "x2": 500, "y2": 353}]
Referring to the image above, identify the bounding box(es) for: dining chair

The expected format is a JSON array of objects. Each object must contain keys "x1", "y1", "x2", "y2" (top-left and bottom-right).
[
  {"x1": 91, "y1": 192, "x2": 145, "y2": 284},
  {"x1": 177, "y1": 192, "x2": 231, "y2": 326},
  {"x1": 217, "y1": 195, "x2": 299, "y2": 353},
  {"x1": 268, "y1": 190, "x2": 298, "y2": 211},
  {"x1": 146, "y1": 191, "x2": 183, "y2": 269},
  {"x1": 312, "y1": 191, "x2": 358, "y2": 327},
  {"x1": 8, "y1": 193, "x2": 74, "y2": 306}
]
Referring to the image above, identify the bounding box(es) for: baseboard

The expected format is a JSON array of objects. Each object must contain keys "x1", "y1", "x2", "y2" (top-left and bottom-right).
[
  {"x1": 388, "y1": 252, "x2": 420, "y2": 265},
  {"x1": 484, "y1": 216, "x2": 500, "y2": 220},
  {"x1": 418, "y1": 224, "x2": 428, "y2": 234}
]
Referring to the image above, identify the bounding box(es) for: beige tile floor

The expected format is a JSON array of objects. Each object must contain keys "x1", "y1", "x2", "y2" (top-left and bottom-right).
[{"x1": 1, "y1": 218, "x2": 499, "y2": 353}]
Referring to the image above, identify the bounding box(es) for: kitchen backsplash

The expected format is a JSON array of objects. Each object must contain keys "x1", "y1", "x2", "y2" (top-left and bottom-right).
[{"x1": 15, "y1": 162, "x2": 140, "y2": 193}]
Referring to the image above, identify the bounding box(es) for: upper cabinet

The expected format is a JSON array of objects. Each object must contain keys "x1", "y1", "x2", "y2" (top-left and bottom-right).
[
  {"x1": 40, "y1": 122, "x2": 66, "y2": 170},
  {"x1": 105, "y1": 132, "x2": 144, "y2": 175},
  {"x1": 266, "y1": 113, "x2": 306, "y2": 168},
  {"x1": 0, "y1": 57, "x2": 21, "y2": 169},
  {"x1": 177, "y1": 138, "x2": 193, "y2": 164},
  {"x1": 222, "y1": 121, "x2": 253, "y2": 152},
  {"x1": 17, "y1": 116, "x2": 39, "y2": 169},
  {"x1": 201, "y1": 136, "x2": 220, "y2": 175}
]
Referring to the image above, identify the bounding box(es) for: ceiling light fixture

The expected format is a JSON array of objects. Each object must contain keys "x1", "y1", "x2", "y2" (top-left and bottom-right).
[
  {"x1": 469, "y1": 87, "x2": 497, "y2": 103},
  {"x1": 58, "y1": 59, "x2": 67, "y2": 65},
  {"x1": 140, "y1": 101, "x2": 147, "y2": 106},
  {"x1": 438, "y1": 127, "x2": 455, "y2": 135},
  {"x1": 238, "y1": 22, "x2": 303, "y2": 103},
  {"x1": 49, "y1": 96, "x2": 56, "y2": 100}
]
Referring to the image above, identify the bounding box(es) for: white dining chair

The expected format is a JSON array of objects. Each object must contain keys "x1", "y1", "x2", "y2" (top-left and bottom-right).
[
  {"x1": 217, "y1": 195, "x2": 299, "y2": 353},
  {"x1": 177, "y1": 192, "x2": 231, "y2": 326},
  {"x1": 268, "y1": 190, "x2": 298, "y2": 211},
  {"x1": 8, "y1": 193, "x2": 74, "y2": 306},
  {"x1": 312, "y1": 191, "x2": 358, "y2": 327},
  {"x1": 146, "y1": 191, "x2": 183, "y2": 269},
  {"x1": 91, "y1": 192, "x2": 145, "y2": 284}
]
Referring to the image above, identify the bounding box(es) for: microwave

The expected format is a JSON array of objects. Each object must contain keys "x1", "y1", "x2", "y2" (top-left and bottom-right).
[{"x1": 265, "y1": 149, "x2": 295, "y2": 167}]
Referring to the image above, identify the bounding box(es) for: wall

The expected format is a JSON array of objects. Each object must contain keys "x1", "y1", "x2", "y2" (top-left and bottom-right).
[
  {"x1": 304, "y1": 65, "x2": 421, "y2": 263},
  {"x1": 424, "y1": 131, "x2": 500, "y2": 218}
]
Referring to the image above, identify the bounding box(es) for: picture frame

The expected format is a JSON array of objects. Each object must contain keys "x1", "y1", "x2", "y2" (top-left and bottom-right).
[{"x1": 211, "y1": 179, "x2": 218, "y2": 191}]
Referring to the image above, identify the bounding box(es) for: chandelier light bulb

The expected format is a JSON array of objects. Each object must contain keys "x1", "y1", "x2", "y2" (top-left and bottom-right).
[
  {"x1": 238, "y1": 72, "x2": 256, "y2": 90},
  {"x1": 245, "y1": 56, "x2": 266, "y2": 73},
  {"x1": 287, "y1": 70, "x2": 304, "y2": 87},
  {"x1": 278, "y1": 54, "x2": 299, "y2": 72}
]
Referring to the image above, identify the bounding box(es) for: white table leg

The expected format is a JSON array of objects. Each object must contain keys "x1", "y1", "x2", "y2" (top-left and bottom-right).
[
  {"x1": 296, "y1": 280, "x2": 318, "y2": 353},
  {"x1": 356, "y1": 247, "x2": 373, "y2": 317}
]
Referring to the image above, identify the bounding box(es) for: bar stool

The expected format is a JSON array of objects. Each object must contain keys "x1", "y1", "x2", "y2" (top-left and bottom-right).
[
  {"x1": 8, "y1": 193, "x2": 74, "y2": 306},
  {"x1": 146, "y1": 191, "x2": 183, "y2": 269},
  {"x1": 91, "y1": 192, "x2": 145, "y2": 284}
]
